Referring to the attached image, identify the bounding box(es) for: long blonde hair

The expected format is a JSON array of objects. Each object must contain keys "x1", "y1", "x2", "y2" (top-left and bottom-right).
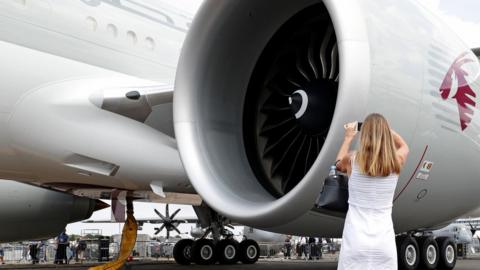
[{"x1": 356, "y1": 113, "x2": 400, "y2": 177}]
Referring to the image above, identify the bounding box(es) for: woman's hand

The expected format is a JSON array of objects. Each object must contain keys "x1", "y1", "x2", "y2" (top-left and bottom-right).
[
  {"x1": 343, "y1": 121, "x2": 359, "y2": 140},
  {"x1": 336, "y1": 121, "x2": 358, "y2": 174}
]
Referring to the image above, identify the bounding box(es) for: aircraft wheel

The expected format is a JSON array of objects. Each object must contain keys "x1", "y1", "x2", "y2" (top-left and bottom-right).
[
  {"x1": 173, "y1": 239, "x2": 194, "y2": 265},
  {"x1": 396, "y1": 235, "x2": 420, "y2": 270},
  {"x1": 239, "y1": 239, "x2": 260, "y2": 264},
  {"x1": 192, "y1": 239, "x2": 217, "y2": 265},
  {"x1": 436, "y1": 237, "x2": 457, "y2": 270},
  {"x1": 417, "y1": 236, "x2": 439, "y2": 269},
  {"x1": 216, "y1": 239, "x2": 239, "y2": 264}
]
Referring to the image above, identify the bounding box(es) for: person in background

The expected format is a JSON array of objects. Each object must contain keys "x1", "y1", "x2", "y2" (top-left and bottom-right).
[
  {"x1": 308, "y1": 237, "x2": 316, "y2": 260},
  {"x1": 283, "y1": 236, "x2": 292, "y2": 259},
  {"x1": 29, "y1": 242, "x2": 39, "y2": 264},
  {"x1": 296, "y1": 241, "x2": 302, "y2": 259},
  {"x1": 54, "y1": 230, "x2": 69, "y2": 264},
  {"x1": 0, "y1": 243, "x2": 4, "y2": 264},
  {"x1": 38, "y1": 241, "x2": 47, "y2": 263},
  {"x1": 335, "y1": 114, "x2": 409, "y2": 270},
  {"x1": 66, "y1": 244, "x2": 74, "y2": 264},
  {"x1": 300, "y1": 237, "x2": 309, "y2": 260},
  {"x1": 318, "y1": 238, "x2": 323, "y2": 259},
  {"x1": 77, "y1": 238, "x2": 87, "y2": 264}
]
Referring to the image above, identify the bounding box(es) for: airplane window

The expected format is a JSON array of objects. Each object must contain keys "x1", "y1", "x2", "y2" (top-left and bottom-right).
[
  {"x1": 86, "y1": 16, "x2": 98, "y2": 31},
  {"x1": 107, "y1": 24, "x2": 118, "y2": 38},
  {"x1": 145, "y1": 37, "x2": 155, "y2": 51},
  {"x1": 127, "y1": 31, "x2": 137, "y2": 45}
]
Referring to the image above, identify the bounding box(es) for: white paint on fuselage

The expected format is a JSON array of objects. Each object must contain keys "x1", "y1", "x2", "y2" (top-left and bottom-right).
[
  {"x1": 0, "y1": 0, "x2": 188, "y2": 81},
  {"x1": 0, "y1": 1, "x2": 191, "y2": 191}
]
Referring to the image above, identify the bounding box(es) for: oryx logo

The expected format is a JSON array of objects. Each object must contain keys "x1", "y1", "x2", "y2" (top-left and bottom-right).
[{"x1": 439, "y1": 52, "x2": 477, "y2": 131}]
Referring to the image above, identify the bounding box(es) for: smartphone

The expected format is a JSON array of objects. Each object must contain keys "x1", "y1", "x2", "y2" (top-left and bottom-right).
[{"x1": 344, "y1": 122, "x2": 363, "y2": 131}]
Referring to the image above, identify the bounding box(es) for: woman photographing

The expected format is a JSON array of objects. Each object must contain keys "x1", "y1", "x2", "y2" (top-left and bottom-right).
[{"x1": 336, "y1": 113, "x2": 409, "y2": 270}]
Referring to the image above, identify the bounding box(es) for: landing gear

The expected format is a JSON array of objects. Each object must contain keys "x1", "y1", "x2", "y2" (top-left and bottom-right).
[
  {"x1": 436, "y1": 237, "x2": 457, "y2": 270},
  {"x1": 172, "y1": 204, "x2": 260, "y2": 265},
  {"x1": 397, "y1": 235, "x2": 420, "y2": 270},
  {"x1": 239, "y1": 239, "x2": 260, "y2": 264},
  {"x1": 397, "y1": 234, "x2": 456, "y2": 270},
  {"x1": 173, "y1": 239, "x2": 194, "y2": 265},
  {"x1": 417, "y1": 236, "x2": 439, "y2": 269},
  {"x1": 173, "y1": 238, "x2": 258, "y2": 265},
  {"x1": 192, "y1": 239, "x2": 216, "y2": 265},
  {"x1": 216, "y1": 239, "x2": 239, "y2": 264}
]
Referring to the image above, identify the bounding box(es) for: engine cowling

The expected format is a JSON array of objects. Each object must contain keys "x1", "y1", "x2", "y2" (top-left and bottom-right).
[
  {"x1": 174, "y1": 0, "x2": 478, "y2": 230},
  {"x1": 0, "y1": 181, "x2": 105, "y2": 242}
]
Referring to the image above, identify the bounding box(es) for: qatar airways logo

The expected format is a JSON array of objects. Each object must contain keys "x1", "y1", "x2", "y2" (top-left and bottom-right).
[{"x1": 439, "y1": 52, "x2": 477, "y2": 131}]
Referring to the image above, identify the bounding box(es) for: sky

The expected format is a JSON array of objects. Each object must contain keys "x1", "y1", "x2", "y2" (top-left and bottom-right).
[
  {"x1": 67, "y1": 0, "x2": 480, "y2": 238},
  {"x1": 420, "y1": 0, "x2": 480, "y2": 47}
]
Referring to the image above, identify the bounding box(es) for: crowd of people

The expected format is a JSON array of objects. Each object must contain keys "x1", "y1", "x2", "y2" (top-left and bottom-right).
[
  {"x1": 1, "y1": 230, "x2": 88, "y2": 265},
  {"x1": 51, "y1": 230, "x2": 87, "y2": 264},
  {"x1": 283, "y1": 236, "x2": 337, "y2": 260}
]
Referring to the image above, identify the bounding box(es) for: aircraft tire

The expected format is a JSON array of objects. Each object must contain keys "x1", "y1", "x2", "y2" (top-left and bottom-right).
[
  {"x1": 417, "y1": 236, "x2": 439, "y2": 269},
  {"x1": 396, "y1": 235, "x2": 420, "y2": 270},
  {"x1": 436, "y1": 237, "x2": 457, "y2": 270},
  {"x1": 192, "y1": 239, "x2": 217, "y2": 265},
  {"x1": 173, "y1": 239, "x2": 194, "y2": 265},
  {"x1": 216, "y1": 239, "x2": 239, "y2": 264},
  {"x1": 239, "y1": 239, "x2": 260, "y2": 264}
]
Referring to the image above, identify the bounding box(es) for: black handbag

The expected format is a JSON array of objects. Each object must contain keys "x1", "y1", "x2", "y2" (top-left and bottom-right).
[{"x1": 315, "y1": 168, "x2": 349, "y2": 213}]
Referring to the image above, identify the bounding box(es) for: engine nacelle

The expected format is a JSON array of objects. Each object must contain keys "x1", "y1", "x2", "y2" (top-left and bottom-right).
[
  {"x1": 0, "y1": 181, "x2": 104, "y2": 242},
  {"x1": 174, "y1": 0, "x2": 480, "y2": 231}
]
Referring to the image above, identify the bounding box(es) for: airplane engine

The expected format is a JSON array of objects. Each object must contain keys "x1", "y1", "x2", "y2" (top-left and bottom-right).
[
  {"x1": 174, "y1": 0, "x2": 478, "y2": 229},
  {"x1": 0, "y1": 181, "x2": 106, "y2": 242}
]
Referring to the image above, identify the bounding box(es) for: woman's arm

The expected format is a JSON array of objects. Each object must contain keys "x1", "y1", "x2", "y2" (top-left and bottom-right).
[
  {"x1": 336, "y1": 122, "x2": 358, "y2": 174},
  {"x1": 391, "y1": 129, "x2": 409, "y2": 166}
]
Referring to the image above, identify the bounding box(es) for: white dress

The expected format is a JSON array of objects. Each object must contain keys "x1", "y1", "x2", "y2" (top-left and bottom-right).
[{"x1": 337, "y1": 158, "x2": 399, "y2": 270}]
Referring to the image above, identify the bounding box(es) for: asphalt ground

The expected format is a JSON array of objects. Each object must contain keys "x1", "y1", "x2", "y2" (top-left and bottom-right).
[{"x1": 0, "y1": 259, "x2": 479, "y2": 270}]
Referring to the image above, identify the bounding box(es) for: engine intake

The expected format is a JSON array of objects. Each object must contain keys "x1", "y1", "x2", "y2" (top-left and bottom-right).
[
  {"x1": 243, "y1": 4, "x2": 338, "y2": 197},
  {"x1": 174, "y1": 0, "x2": 370, "y2": 227}
]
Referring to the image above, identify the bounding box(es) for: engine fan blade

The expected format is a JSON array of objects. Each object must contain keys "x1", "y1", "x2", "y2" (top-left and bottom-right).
[
  {"x1": 307, "y1": 35, "x2": 319, "y2": 79},
  {"x1": 319, "y1": 25, "x2": 333, "y2": 79},
  {"x1": 244, "y1": 12, "x2": 339, "y2": 196},
  {"x1": 329, "y1": 44, "x2": 338, "y2": 79}
]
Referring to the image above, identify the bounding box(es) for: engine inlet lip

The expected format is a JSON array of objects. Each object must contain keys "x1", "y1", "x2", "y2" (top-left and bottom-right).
[{"x1": 173, "y1": 0, "x2": 371, "y2": 227}]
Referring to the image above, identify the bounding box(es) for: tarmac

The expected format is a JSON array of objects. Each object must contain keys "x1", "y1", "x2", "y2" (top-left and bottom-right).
[{"x1": 0, "y1": 259, "x2": 479, "y2": 270}]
